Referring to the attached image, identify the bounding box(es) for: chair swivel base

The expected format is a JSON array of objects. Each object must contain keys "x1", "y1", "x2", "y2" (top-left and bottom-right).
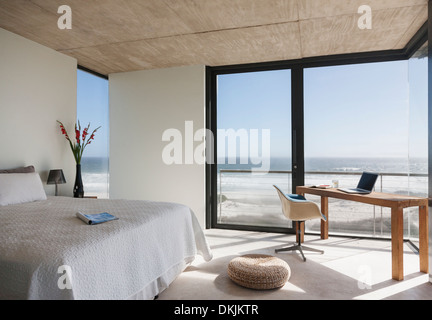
[{"x1": 275, "y1": 244, "x2": 324, "y2": 262}]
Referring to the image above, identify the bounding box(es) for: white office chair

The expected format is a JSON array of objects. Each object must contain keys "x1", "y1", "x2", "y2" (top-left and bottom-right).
[{"x1": 273, "y1": 185, "x2": 326, "y2": 261}]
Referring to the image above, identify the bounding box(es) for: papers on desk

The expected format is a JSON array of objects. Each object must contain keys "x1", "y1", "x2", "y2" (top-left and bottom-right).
[{"x1": 308, "y1": 184, "x2": 332, "y2": 189}]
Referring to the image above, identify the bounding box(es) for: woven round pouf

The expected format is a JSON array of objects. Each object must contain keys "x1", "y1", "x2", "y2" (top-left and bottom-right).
[{"x1": 227, "y1": 254, "x2": 291, "y2": 290}]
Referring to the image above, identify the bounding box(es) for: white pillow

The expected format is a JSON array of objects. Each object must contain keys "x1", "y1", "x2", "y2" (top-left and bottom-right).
[{"x1": 0, "y1": 172, "x2": 47, "y2": 206}]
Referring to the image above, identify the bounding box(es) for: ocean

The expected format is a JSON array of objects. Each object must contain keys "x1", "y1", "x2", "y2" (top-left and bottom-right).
[
  {"x1": 78, "y1": 155, "x2": 427, "y2": 239},
  {"x1": 218, "y1": 156, "x2": 428, "y2": 174},
  {"x1": 217, "y1": 157, "x2": 428, "y2": 239},
  {"x1": 80, "y1": 156, "x2": 109, "y2": 199}
]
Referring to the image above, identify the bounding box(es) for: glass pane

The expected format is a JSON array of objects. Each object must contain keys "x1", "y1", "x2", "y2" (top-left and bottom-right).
[
  {"x1": 304, "y1": 61, "x2": 411, "y2": 238},
  {"x1": 216, "y1": 69, "x2": 292, "y2": 228},
  {"x1": 406, "y1": 41, "x2": 428, "y2": 239},
  {"x1": 77, "y1": 70, "x2": 109, "y2": 198}
]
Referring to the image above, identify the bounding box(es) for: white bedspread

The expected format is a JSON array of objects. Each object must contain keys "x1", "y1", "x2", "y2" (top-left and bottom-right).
[{"x1": 0, "y1": 196, "x2": 212, "y2": 300}]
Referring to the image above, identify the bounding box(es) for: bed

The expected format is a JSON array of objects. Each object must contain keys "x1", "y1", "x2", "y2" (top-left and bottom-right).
[{"x1": 0, "y1": 169, "x2": 212, "y2": 300}]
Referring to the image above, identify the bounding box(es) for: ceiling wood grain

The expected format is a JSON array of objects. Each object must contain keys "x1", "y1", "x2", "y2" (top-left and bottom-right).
[{"x1": 0, "y1": 0, "x2": 427, "y2": 75}]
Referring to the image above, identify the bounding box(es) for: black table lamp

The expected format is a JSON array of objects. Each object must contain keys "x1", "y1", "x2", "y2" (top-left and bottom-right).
[{"x1": 47, "y1": 169, "x2": 66, "y2": 196}]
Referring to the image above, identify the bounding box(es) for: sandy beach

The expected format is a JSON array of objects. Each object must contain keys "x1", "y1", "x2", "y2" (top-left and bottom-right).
[{"x1": 218, "y1": 171, "x2": 426, "y2": 239}]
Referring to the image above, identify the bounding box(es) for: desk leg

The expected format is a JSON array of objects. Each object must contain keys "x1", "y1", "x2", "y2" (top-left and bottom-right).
[
  {"x1": 391, "y1": 206, "x2": 404, "y2": 281},
  {"x1": 321, "y1": 196, "x2": 328, "y2": 240},
  {"x1": 419, "y1": 205, "x2": 429, "y2": 274}
]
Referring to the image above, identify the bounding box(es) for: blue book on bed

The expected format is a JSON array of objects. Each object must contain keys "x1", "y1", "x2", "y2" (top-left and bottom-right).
[{"x1": 76, "y1": 212, "x2": 118, "y2": 225}]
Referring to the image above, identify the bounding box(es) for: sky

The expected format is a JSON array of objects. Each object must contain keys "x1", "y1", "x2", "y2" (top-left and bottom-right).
[
  {"x1": 217, "y1": 55, "x2": 428, "y2": 160},
  {"x1": 76, "y1": 69, "x2": 109, "y2": 158},
  {"x1": 75, "y1": 49, "x2": 427, "y2": 162},
  {"x1": 217, "y1": 69, "x2": 291, "y2": 160}
]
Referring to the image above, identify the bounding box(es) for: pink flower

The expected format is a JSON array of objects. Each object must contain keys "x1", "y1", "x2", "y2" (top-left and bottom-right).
[{"x1": 57, "y1": 120, "x2": 101, "y2": 164}]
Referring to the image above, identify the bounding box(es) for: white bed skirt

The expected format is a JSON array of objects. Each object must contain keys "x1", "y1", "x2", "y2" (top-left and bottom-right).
[{"x1": 127, "y1": 257, "x2": 193, "y2": 300}]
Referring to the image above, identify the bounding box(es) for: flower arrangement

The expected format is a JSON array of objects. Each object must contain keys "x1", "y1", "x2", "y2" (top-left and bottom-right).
[{"x1": 57, "y1": 120, "x2": 101, "y2": 164}]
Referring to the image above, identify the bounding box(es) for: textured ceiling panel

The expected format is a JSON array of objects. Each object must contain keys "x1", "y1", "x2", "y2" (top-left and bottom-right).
[{"x1": 0, "y1": 0, "x2": 427, "y2": 75}]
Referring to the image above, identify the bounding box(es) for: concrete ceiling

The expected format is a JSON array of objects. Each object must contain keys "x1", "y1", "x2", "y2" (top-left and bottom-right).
[{"x1": 0, "y1": 0, "x2": 427, "y2": 76}]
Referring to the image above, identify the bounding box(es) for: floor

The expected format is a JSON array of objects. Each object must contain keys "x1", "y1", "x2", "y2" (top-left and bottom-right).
[{"x1": 158, "y1": 229, "x2": 432, "y2": 300}]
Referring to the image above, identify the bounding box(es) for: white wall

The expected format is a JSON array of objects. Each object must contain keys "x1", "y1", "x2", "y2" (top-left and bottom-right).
[
  {"x1": 0, "y1": 28, "x2": 77, "y2": 196},
  {"x1": 109, "y1": 65, "x2": 206, "y2": 227}
]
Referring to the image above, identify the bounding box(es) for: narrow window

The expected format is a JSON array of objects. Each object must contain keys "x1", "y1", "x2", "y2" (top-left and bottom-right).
[{"x1": 77, "y1": 69, "x2": 109, "y2": 198}]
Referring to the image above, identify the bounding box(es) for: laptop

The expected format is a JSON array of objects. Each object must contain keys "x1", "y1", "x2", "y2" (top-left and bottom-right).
[{"x1": 338, "y1": 172, "x2": 378, "y2": 194}]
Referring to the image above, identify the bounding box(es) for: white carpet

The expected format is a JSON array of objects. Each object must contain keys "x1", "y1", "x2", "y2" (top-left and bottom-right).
[{"x1": 158, "y1": 229, "x2": 432, "y2": 300}]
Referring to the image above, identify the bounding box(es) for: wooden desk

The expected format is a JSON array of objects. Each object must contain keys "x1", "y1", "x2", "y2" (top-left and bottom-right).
[{"x1": 296, "y1": 186, "x2": 429, "y2": 281}]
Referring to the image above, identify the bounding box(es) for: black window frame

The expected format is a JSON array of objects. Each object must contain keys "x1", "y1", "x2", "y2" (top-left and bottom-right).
[{"x1": 206, "y1": 21, "x2": 428, "y2": 233}]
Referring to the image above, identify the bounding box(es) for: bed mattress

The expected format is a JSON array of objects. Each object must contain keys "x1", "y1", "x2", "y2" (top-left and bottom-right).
[{"x1": 0, "y1": 196, "x2": 212, "y2": 299}]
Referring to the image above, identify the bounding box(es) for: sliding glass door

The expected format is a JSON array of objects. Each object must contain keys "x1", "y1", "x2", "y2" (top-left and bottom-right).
[
  {"x1": 303, "y1": 50, "x2": 427, "y2": 239},
  {"x1": 209, "y1": 38, "x2": 427, "y2": 238},
  {"x1": 215, "y1": 69, "x2": 293, "y2": 230}
]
